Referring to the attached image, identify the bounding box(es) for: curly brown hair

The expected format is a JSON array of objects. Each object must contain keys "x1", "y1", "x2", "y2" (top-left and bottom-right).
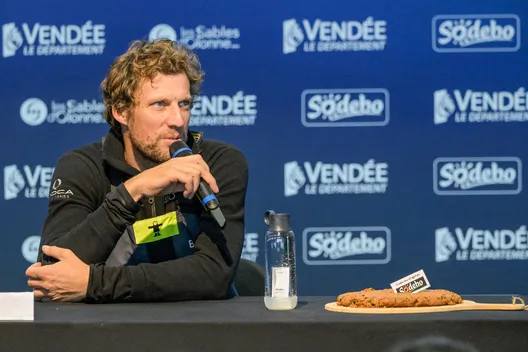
[{"x1": 100, "y1": 39, "x2": 205, "y2": 132}]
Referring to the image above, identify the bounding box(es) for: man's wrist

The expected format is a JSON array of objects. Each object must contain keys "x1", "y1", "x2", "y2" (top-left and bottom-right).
[
  {"x1": 113, "y1": 183, "x2": 142, "y2": 214},
  {"x1": 84, "y1": 263, "x2": 97, "y2": 303},
  {"x1": 84, "y1": 263, "x2": 132, "y2": 304},
  {"x1": 123, "y1": 178, "x2": 143, "y2": 202}
]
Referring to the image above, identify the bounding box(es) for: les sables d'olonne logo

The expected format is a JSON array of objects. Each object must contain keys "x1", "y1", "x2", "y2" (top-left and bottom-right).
[
  {"x1": 19, "y1": 97, "x2": 106, "y2": 126},
  {"x1": 148, "y1": 23, "x2": 241, "y2": 50}
]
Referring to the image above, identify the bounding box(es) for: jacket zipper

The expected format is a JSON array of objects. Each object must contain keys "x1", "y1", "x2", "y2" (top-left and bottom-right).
[{"x1": 148, "y1": 196, "x2": 156, "y2": 217}]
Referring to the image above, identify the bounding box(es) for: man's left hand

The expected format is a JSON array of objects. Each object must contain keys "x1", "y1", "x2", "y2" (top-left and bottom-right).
[{"x1": 25, "y1": 245, "x2": 90, "y2": 302}]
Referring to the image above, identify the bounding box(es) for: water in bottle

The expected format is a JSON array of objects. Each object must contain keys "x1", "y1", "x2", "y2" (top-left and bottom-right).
[{"x1": 263, "y1": 210, "x2": 298, "y2": 310}]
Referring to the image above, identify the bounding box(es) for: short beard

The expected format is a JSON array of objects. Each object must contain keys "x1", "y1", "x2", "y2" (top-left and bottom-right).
[{"x1": 129, "y1": 133, "x2": 169, "y2": 170}]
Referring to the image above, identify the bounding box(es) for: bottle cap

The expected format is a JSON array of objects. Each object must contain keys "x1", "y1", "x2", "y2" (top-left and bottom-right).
[{"x1": 264, "y1": 210, "x2": 291, "y2": 232}]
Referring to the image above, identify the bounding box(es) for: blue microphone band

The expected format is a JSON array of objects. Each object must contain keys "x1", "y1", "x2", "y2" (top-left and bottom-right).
[
  {"x1": 172, "y1": 147, "x2": 192, "y2": 158},
  {"x1": 201, "y1": 194, "x2": 217, "y2": 206}
]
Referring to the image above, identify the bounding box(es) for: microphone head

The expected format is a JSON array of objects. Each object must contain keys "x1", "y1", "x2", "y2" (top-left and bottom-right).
[{"x1": 170, "y1": 140, "x2": 193, "y2": 158}]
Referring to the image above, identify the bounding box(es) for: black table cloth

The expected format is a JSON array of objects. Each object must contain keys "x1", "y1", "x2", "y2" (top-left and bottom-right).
[{"x1": 1, "y1": 295, "x2": 527, "y2": 352}]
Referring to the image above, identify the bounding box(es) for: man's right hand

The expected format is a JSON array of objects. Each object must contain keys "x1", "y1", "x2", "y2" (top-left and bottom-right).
[{"x1": 124, "y1": 155, "x2": 219, "y2": 202}]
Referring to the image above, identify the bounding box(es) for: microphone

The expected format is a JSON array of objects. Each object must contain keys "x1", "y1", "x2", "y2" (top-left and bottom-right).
[{"x1": 169, "y1": 140, "x2": 226, "y2": 228}]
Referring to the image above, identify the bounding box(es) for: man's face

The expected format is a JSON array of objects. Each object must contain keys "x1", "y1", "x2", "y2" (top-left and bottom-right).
[{"x1": 126, "y1": 73, "x2": 192, "y2": 163}]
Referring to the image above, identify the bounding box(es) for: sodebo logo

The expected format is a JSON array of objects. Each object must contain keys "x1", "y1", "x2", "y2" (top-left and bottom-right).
[
  {"x1": 433, "y1": 157, "x2": 522, "y2": 195},
  {"x1": 432, "y1": 14, "x2": 520, "y2": 53},
  {"x1": 301, "y1": 89, "x2": 389, "y2": 127},
  {"x1": 20, "y1": 97, "x2": 106, "y2": 126},
  {"x1": 302, "y1": 226, "x2": 391, "y2": 265}
]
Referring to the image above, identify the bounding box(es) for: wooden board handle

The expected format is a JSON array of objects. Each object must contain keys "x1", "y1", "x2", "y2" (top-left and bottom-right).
[{"x1": 463, "y1": 297, "x2": 526, "y2": 311}]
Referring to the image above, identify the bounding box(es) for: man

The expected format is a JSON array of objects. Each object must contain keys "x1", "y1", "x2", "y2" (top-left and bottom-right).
[{"x1": 25, "y1": 39, "x2": 249, "y2": 303}]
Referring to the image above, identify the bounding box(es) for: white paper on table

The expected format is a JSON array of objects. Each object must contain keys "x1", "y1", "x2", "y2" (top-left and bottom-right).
[{"x1": 0, "y1": 292, "x2": 34, "y2": 321}]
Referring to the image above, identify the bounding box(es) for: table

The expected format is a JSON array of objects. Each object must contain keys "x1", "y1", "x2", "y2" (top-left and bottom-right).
[{"x1": 1, "y1": 296, "x2": 527, "y2": 352}]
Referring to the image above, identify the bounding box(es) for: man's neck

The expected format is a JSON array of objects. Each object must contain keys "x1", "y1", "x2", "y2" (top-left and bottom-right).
[{"x1": 132, "y1": 151, "x2": 160, "y2": 171}]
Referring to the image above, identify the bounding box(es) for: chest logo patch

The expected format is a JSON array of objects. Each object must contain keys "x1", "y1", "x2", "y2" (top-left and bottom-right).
[{"x1": 132, "y1": 211, "x2": 180, "y2": 245}]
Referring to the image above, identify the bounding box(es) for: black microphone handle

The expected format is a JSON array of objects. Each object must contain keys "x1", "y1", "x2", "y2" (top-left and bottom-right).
[{"x1": 170, "y1": 141, "x2": 225, "y2": 227}]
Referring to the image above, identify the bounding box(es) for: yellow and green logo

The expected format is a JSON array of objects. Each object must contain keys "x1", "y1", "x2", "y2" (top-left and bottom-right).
[{"x1": 132, "y1": 212, "x2": 179, "y2": 245}]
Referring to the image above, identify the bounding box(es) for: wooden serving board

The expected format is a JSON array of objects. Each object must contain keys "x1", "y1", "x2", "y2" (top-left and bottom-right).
[{"x1": 325, "y1": 296, "x2": 527, "y2": 314}]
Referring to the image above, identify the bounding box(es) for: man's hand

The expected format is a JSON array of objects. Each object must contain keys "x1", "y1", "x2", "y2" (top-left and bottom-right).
[
  {"x1": 25, "y1": 245, "x2": 90, "y2": 302},
  {"x1": 124, "y1": 154, "x2": 219, "y2": 202}
]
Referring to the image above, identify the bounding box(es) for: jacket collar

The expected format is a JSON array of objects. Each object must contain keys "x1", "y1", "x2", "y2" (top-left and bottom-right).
[{"x1": 101, "y1": 129, "x2": 204, "y2": 177}]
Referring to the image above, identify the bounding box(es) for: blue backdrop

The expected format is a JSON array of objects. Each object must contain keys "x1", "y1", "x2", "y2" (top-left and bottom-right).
[{"x1": 1, "y1": 0, "x2": 527, "y2": 297}]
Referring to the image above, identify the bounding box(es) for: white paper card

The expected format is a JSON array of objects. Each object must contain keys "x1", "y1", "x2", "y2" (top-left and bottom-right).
[
  {"x1": 271, "y1": 267, "x2": 290, "y2": 298},
  {"x1": 390, "y1": 269, "x2": 431, "y2": 294},
  {"x1": 0, "y1": 292, "x2": 34, "y2": 321}
]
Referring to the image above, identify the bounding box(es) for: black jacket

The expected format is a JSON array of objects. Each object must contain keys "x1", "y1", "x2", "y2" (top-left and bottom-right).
[{"x1": 37, "y1": 129, "x2": 249, "y2": 303}]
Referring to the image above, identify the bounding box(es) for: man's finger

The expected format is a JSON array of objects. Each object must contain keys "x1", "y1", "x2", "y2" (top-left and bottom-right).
[
  {"x1": 193, "y1": 173, "x2": 200, "y2": 196},
  {"x1": 198, "y1": 159, "x2": 210, "y2": 173},
  {"x1": 172, "y1": 161, "x2": 219, "y2": 194},
  {"x1": 25, "y1": 262, "x2": 43, "y2": 279},
  {"x1": 28, "y1": 279, "x2": 49, "y2": 290},
  {"x1": 34, "y1": 289, "x2": 50, "y2": 299},
  {"x1": 200, "y1": 172, "x2": 219, "y2": 193},
  {"x1": 41, "y1": 245, "x2": 71, "y2": 261},
  {"x1": 176, "y1": 171, "x2": 194, "y2": 199}
]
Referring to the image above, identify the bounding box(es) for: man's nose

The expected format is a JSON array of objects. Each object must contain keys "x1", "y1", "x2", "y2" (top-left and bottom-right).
[{"x1": 166, "y1": 103, "x2": 185, "y2": 127}]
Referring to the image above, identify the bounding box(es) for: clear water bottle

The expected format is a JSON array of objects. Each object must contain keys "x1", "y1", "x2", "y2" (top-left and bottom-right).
[{"x1": 263, "y1": 210, "x2": 298, "y2": 310}]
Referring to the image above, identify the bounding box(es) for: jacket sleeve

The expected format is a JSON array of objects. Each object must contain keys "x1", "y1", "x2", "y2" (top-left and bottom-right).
[
  {"x1": 38, "y1": 151, "x2": 141, "y2": 265},
  {"x1": 85, "y1": 145, "x2": 249, "y2": 303}
]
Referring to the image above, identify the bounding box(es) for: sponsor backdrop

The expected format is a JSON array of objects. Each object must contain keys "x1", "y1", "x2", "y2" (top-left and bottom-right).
[{"x1": 1, "y1": 0, "x2": 527, "y2": 296}]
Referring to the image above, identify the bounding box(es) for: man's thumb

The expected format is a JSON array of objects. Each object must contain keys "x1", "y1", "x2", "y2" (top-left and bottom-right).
[{"x1": 42, "y1": 245, "x2": 69, "y2": 260}]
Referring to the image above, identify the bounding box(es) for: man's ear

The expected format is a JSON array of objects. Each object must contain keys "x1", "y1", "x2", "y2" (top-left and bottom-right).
[{"x1": 112, "y1": 106, "x2": 129, "y2": 127}]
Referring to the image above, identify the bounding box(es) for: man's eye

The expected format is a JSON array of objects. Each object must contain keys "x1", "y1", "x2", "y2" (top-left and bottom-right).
[
  {"x1": 153, "y1": 101, "x2": 167, "y2": 107},
  {"x1": 178, "y1": 100, "x2": 191, "y2": 108}
]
